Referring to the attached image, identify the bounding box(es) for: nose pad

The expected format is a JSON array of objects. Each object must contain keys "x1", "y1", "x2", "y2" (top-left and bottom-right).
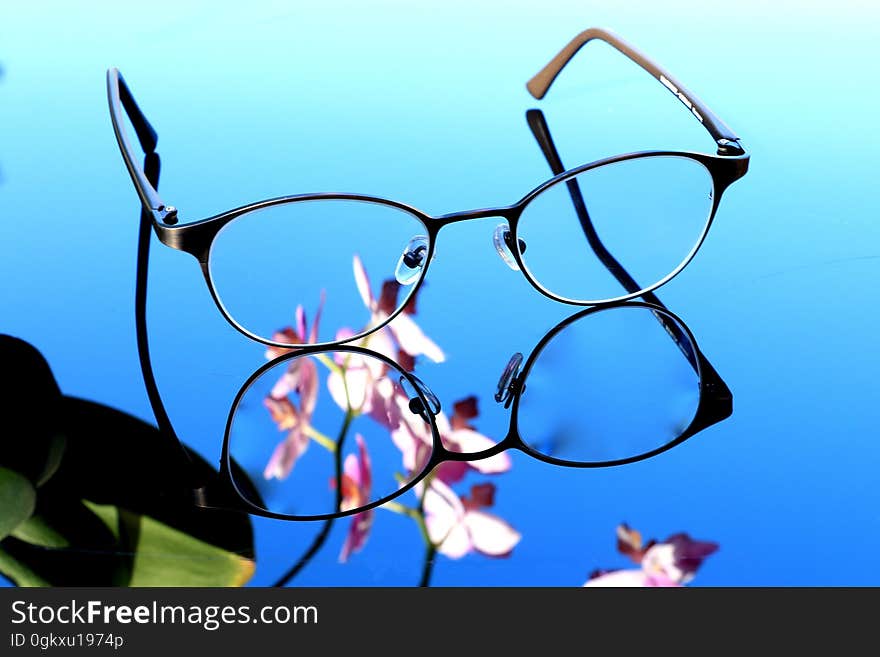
[
  {"x1": 400, "y1": 374, "x2": 441, "y2": 421},
  {"x1": 395, "y1": 235, "x2": 430, "y2": 285},
  {"x1": 494, "y1": 352, "x2": 524, "y2": 409},
  {"x1": 492, "y1": 224, "x2": 526, "y2": 271}
]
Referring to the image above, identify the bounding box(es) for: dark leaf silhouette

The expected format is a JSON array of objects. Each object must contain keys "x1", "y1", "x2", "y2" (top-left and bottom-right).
[{"x1": 0, "y1": 335, "x2": 257, "y2": 586}]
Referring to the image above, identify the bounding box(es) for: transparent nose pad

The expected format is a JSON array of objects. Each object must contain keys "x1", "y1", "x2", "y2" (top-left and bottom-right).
[
  {"x1": 494, "y1": 352, "x2": 524, "y2": 409},
  {"x1": 395, "y1": 235, "x2": 430, "y2": 285},
  {"x1": 400, "y1": 374, "x2": 441, "y2": 421},
  {"x1": 492, "y1": 224, "x2": 526, "y2": 271}
]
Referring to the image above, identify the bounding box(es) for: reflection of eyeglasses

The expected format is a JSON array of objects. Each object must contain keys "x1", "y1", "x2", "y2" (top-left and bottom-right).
[
  {"x1": 108, "y1": 27, "x2": 749, "y2": 350},
  {"x1": 216, "y1": 300, "x2": 731, "y2": 521}
]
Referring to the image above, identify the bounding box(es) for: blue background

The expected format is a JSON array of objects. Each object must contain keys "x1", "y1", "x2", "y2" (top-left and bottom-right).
[{"x1": 2, "y1": 0, "x2": 878, "y2": 586}]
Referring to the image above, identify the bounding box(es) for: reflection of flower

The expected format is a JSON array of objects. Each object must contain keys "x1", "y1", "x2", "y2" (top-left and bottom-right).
[
  {"x1": 262, "y1": 397, "x2": 311, "y2": 480},
  {"x1": 339, "y1": 435, "x2": 373, "y2": 563},
  {"x1": 584, "y1": 524, "x2": 718, "y2": 587},
  {"x1": 326, "y1": 344, "x2": 403, "y2": 430},
  {"x1": 391, "y1": 395, "x2": 511, "y2": 482},
  {"x1": 423, "y1": 480, "x2": 520, "y2": 559},
  {"x1": 262, "y1": 296, "x2": 323, "y2": 480}
]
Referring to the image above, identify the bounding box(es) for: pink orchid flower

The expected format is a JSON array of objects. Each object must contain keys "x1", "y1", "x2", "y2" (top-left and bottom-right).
[
  {"x1": 584, "y1": 524, "x2": 718, "y2": 587},
  {"x1": 423, "y1": 480, "x2": 521, "y2": 559},
  {"x1": 338, "y1": 434, "x2": 374, "y2": 562},
  {"x1": 262, "y1": 296, "x2": 324, "y2": 480},
  {"x1": 353, "y1": 254, "x2": 444, "y2": 365}
]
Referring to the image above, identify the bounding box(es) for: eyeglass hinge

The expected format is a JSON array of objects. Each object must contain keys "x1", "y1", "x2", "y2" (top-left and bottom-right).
[
  {"x1": 153, "y1": 204, "x2": 179, "y2": 225},
  {"x1": 716, "y1": 139, "x2": 745, "y2": 156}
]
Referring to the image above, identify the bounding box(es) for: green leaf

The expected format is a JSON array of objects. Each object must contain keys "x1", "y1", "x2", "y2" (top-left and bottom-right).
[
  {"x1": 11, "y1": 515, "x2": 70, "y2": 548},
  {"x1": 0, "y1": 466, "x2": 36, "y2": 541},
  {"x1": 0, "y1": 546, "x2": 49, "y2": 586},
  {"x1": 34, "y1": 433, "x2": 67, "y2": 487},
  {"x1": 85, "y1": 501, "x2": 120, "y2": 541},
  {"x1": 85, "y1": 501, "x2": 255, "y2": 587}
]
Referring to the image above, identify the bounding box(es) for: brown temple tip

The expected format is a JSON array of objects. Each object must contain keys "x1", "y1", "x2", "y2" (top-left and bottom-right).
[
  {"x1": 526, "y1": 74, "x2": 548, "y2": 100},
  {"x1": 525, "y1": 28, "x2": 607, "y2": 102}
]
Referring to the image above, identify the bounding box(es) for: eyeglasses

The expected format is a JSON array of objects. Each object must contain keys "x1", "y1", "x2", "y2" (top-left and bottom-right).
[
  {"x1": 107, "y1": 27, "x2": 749, "y2": 350},
  {"x1": 218, "y1": 300, "x2": 731, "y2": 521},
  {"x1": 129, "y1": 157, "x2": 733, "y2": 522}
]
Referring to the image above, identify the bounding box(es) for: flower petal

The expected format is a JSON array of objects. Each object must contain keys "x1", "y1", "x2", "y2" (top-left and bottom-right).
[
  {"x1": 429, "y1": 518, "x2": 472, "y2": 559},
  {"x1": 262, "y1": 429, "x2": 309, "y2": 480},
  {"x1": 665, "y1": 533, "x2": 719, "y2": 582},
  {"x1": 361, "y1": 328, "x2": 397, "y2": 369},
  {"x1": 339, "y1": 509, "x2": 374, "y2": 563},
  {"x1": 295, "y1": 305, "x2": 307, "y2": 343},
  {"x1": 644, "y1": 573, "x2": 681, "y2": 587},
  {"x1": 309, "y1": 290, "x2": 326, "y2": 345},
  {"x1": 465, "y1": 483, "x2": 496, "y2": 509},
  {"x1": 464, "y1": 510, "x2": 520, "y2": 557},
  {"x1": 298, "y1": 359, "x2": 319, "y2": 417},
  {"x1": 434, "y1": 461, "x2": 468, "y2": 485},
  {"x1": 355, "y1": 434, "x2": 371, "y2": 495},
  {"x1": 353, "y1": 254, "x2": 374, "y2": 309},
  {"x1": 448, "y1": 429, "x2": 512, "y2": 474},
  {"x1": 583, "y1": 569, "x2": 651, "y2": 587},
  {"x1": 336, "y1": 327, "x2": 357, "y2": 344},
  {"x1": 388, "y1": 311, "x2": 445, "y2": 363},
  {"x1": 391, "y1": 420, "x2": 433, "y2": 474},
  {"x1": 451, "y1": 396, "x2": 479, "y2": 430},
  {"x1": 616, "y1": 523, "x2": 645, "y2": 564},
  {"x1": 422, "y1": 478, "x2": 465, "y2": 521},
  {"x1": 263, "y1": 396, "x2": 299, "y2": 431},
  {"x1": 366, "y1": 378, "x2": 404, "y2": 431},
  {"x1": 642, "y1": 544, "x2": 683, "y2": 582},
  {"x1": 327, "y1": 366, "x2": 370, "y2": 413},
  {"x1": 377, "y1": 280, "x2": 401, "y2": 317},
  {"x1": 265, "y1": 327, "x2": 302, "y2": 360}
]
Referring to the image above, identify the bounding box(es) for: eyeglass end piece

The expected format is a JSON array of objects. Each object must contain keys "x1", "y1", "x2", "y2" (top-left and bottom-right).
[
  {"x1": 154, "y1": 204, "x2": 179, "y2": 225},
  {"x1": 716, "y1": 139, "x2": 745, "y2": 156}
]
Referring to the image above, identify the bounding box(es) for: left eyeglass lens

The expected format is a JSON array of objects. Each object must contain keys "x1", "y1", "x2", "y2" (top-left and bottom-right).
[
  {"x1": 227, "y1": 349, "x2": 436, "y2": 518},
  {"x1": 209, "y1": 200, "x2": 429, "y2": 346}
]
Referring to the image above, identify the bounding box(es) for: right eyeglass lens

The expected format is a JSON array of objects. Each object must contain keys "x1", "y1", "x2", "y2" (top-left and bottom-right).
[
  {"x1": 517, "y1": 155, "x2": 714, "y2": 303},
  {"x1": 516, "y1": 305, "x2": 701, "y2": 464},
  {"x1": 208, "y1": 199, "x2": 429, "y2": 346},
  {"x1": 226, "y1": 349, "x2": 435, "y2": 518}
]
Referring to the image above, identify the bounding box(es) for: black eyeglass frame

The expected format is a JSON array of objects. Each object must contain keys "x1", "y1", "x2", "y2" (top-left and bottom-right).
[{"x1": 107, "y1": 27, "x2": 749, "y2": 350}]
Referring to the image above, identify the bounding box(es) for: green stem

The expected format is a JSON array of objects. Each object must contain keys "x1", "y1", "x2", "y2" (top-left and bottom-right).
[
  {"x1": 415, "y1": 472, "x2": 439, "y2": 587},
  {"x1": 419, "y1": 543, "x2": 438, "y2": 588},
  {"x1": 274, "y1": 368, "x2": 355, "y2": 588},
  {"x1": 303, "y1": 425, "x2": 336, "y2": 451},
  {"x1": 383, "y1": 501, "x2": 419, "y2": 519}
]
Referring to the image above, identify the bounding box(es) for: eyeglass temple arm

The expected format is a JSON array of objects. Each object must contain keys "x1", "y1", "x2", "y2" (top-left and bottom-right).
[
  {"x1": 526, "y1": 108, "x2": 731, "y2": 424},
  {"x1": 133, "y1": 151, "x2": 210, "y2": 502},
  {"x1": 107, "y1": 68, "x2": 178, "y2": 224},
  {"x1": 526, "y1": 27, "x2": 745, "y2": 156}
]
